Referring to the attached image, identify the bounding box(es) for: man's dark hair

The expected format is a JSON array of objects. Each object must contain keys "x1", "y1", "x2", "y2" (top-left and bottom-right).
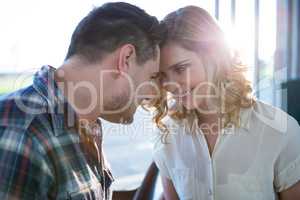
[{"x1": 65, "y1": 2, "x2": 164, "y2": 64}]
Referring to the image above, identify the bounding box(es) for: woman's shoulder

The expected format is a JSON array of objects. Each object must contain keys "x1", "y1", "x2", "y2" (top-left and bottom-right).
[{"x1": 250, "y1": 100, "x2": 299, "y2": 134}]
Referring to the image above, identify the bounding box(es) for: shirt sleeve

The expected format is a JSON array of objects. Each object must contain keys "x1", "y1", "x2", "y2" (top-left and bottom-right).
[
  {"x1": 0, "y1": 127, "x2": 55, "y2": 199},
  {"x1": 274, "y1": 117, "x2": 300, "y2": 192},
  {"x1": 152, "y1": 135, "x2": 171, "y2": 179}
]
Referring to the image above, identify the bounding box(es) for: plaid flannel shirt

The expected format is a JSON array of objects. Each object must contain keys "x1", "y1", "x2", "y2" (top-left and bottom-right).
[{"x1": 0, "y1": 66, "x2": 113, "y2": 200}]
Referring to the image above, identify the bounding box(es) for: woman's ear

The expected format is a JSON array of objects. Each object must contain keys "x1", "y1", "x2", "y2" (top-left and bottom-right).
[{"x1": 117, "y1": 44, "x2": 136, "y2": 74}]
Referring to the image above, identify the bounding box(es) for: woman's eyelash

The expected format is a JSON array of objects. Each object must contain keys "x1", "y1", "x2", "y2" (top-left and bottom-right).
[
  {"x1": 176, "y1": 66, "x2": 185, "y2": 71},
  {"x1": 174, "y1": 64, "x2": 190, "y2": 72}
]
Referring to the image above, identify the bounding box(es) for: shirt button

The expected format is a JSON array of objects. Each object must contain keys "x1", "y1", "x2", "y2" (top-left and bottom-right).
[{"x1": 208, "y1": 188, "x2": 213, "y2": 196}]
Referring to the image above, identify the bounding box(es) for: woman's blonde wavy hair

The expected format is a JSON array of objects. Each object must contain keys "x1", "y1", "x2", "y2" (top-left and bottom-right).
[{"x1": 150, "y1": 6, "x2": 255, "y2": 140}]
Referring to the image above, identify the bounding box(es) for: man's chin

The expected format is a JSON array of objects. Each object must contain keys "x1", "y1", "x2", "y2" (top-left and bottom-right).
[
  {"x1": 120, "y1": 109, "x2": 136, "y2": 124},
  {"x1": 101, "y1": 115, "x2": 134, "y2": 124},
  {"x1": 100, "y1": 110, "x2": 135, "y2": 124},
  {"x1": 100, "y1": 105, "x2": 137, "y2": 124},
  {"x1": 120, "y1": 116, "x2": 134, "y2": 124},
  {"x1": 111, "y1": 114, "x2": 134, "y2": 124}
]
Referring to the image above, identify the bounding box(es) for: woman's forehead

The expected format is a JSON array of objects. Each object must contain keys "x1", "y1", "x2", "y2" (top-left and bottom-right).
[{"x1": 160, "y1": 43, "x2": 199, "y2": 69}]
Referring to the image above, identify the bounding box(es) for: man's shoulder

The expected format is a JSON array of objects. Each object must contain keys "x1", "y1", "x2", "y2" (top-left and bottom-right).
[
  {"x1": 0, "y1": 87, "x2": 55, "y2": 199},
  {"x1": 0, "y1": 85, "x2": 47, "y2": 131}
]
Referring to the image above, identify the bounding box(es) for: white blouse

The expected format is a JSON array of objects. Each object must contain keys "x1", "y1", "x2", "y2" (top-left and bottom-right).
[{"x1": 153, "y1": 100, "x2": 300, "y2": 200}]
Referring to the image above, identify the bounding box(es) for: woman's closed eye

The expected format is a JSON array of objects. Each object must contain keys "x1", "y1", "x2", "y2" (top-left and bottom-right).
[{"x1": 173, "y1": 63, "x2": 190, "y2": 74}]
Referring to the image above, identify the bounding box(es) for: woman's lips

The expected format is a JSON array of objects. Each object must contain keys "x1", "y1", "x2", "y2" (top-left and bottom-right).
[{"x1": 173, "y1": 88, "x2": 194, "y2": 98}]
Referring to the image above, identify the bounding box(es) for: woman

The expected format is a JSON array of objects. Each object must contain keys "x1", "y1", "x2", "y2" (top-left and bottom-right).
[{"x1": 152, "y1": 6, "x2": 300, "y2": 200}]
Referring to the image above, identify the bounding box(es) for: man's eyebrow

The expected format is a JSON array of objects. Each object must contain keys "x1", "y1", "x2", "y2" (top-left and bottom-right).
[{"x1": 167, "y1": 59, "x2": 190, "y2": 70}]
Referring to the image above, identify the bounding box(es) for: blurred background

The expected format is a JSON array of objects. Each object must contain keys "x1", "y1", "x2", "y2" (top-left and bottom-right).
[{"x1": 0, "y1": 0, "x2": 299, "y2": 199}]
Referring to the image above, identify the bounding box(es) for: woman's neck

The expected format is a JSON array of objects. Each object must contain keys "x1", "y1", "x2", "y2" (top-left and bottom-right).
[{"x1": 198, "y1": 113, "x2": 221, "y2": 135}]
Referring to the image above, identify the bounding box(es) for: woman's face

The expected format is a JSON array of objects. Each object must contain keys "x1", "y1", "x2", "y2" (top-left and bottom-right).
[{"x1": 160, "y1": 42, "x2": 212, "y2": 111}]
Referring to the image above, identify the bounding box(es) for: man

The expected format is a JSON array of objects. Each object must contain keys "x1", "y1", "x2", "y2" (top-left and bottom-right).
[{"x1": 0, "y1": 2, "x2": 163, "y2": 199}]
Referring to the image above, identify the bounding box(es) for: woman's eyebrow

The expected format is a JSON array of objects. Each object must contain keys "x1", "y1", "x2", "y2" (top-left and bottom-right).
[{"x1": 167, "y1": 59, "x2": 190, "y2": 70}]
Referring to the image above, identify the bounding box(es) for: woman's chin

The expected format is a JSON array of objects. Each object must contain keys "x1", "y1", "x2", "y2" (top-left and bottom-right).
[
  {"x1": 182, "y1": 101, "x2": 197, "y2": 110},
  {"x1": 182, "y1": 99, "x2": 208, "y2": 111}
]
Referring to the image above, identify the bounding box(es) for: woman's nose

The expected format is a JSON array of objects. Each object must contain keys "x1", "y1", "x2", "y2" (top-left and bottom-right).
[
  {"x1": 160, "y1": 73, "x2": 182, "y2": 94},
  {"x1": 162, "y1": 80, "x2": 182, "y2": 94},
  {"x1": 161, "y1": 76, "x2": 171, "y2": 90}
]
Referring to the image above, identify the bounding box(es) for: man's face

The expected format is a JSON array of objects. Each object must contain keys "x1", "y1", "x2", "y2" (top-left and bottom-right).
[
  {"x1": 123, "y1": 48, "x2": 160, "y2": 123},
  {"x1": 103, "y1": 47, "x2": 160, "y2": 124}
]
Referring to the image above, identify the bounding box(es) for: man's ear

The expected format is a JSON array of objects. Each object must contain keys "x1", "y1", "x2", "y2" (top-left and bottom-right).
[{"x1": 117, "y1": 44, "x2": 137, "y2": 74}]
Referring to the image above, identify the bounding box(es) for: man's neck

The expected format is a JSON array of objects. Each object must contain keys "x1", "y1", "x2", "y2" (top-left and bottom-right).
[{"x1": 54, "y1": 58, "x2": 100, "y2": 122}]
